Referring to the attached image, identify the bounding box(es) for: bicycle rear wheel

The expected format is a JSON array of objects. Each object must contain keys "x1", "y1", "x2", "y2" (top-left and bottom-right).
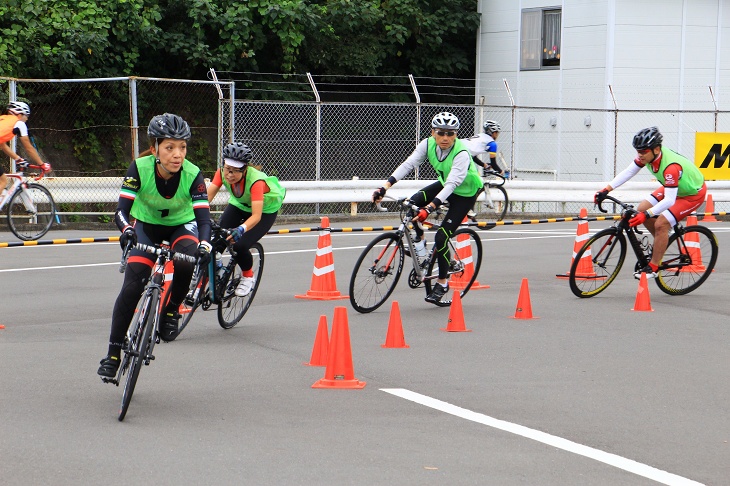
[
  {"x1": 472, "y1": 184, "x2": 508, "y2": 222},
  {"x1": 568, "y1": 228, "x2": 626, "y2": 298},
  {"x1": 656, "y1": 225, "x2": 718, "y2": 295},
  {"x1": 7, "y1": 183, "x2": 56, "y2": 241},
  {"x1": 349, "y1": 232, "x2": 405, "y2": 313},
  {"x1": 424, "y1": 227, "x2": 483, "y2": 306},
  {"x1": 217, "y1": 243, "x2": 264, "y2": 329},
  {"x1": 118, "y1": 287, "x2": 158, "y2": 421},
  {"x1": 178, "y1": 269, "x2": 208, "y2": 336}
]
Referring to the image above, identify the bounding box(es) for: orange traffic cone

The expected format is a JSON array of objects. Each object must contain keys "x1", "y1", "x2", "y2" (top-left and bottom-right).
[
  {"x1": 450, "y1": 220, "x2": 489, "y2": 290},
  {"x1": 509, "y1": 278, "x2": 538, "y2": 319},
  {"x1": 557, "y1": 208, "x2": 595, "y2": 279},
  {"x1": 703, "y1": 194, "x2": 718, "y2": 222},
  {"x1": 440, "y1": 291, "x2": 471, "y2": 332},
  {"x1": 0, "y1": 324, "x2": 5, "y2": 329},
  {"x1": 296, "y1": 217, "x2": 348, "y2": 300},
  {"x1": 631, "y1": 273, "x2": 654, "y2": 312},
  {"x1": 382, "y1": 301, "x2": 409, "y2": 348},
  {"x1": 312, "y1": 307, "x2": 366, "y2": 389},
  {"x1": 304, "y1": 315, "x2": 329, "y2": 366},
  {"x1": 679, "y1": 214, "x2": 706, "y2": 273}
]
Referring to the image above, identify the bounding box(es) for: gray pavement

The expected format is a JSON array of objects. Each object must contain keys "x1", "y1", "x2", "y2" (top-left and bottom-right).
[{"x1": 1, "y1": 220, "x2": 729, "y2": 485}]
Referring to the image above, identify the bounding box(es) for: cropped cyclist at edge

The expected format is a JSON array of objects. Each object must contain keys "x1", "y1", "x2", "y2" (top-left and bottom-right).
[
  {"x1": 0, "y1": 101, "x2": 51, "y2": 201},
  {"x1": 372, "y1": 112, "x2": 482, "y2": 305},
  {"x1": 98, "y1": 113, "x2": 212, "y2": 379},
  {"x1": 594, "y1": 126, "x2": 706, "y2": 279},
  {"x1": 205, "y1": 142, "x2": 286, "y2": 296}
]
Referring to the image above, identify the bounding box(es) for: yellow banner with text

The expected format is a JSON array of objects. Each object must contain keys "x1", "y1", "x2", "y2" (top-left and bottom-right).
[{"x1": 695, "y1": 132, "x2": 730, "y2": 180}]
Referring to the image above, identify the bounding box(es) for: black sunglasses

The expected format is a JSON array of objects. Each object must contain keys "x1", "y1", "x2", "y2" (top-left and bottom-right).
[{"x1": 434, "y1": 130, "x2": 456, "y2": 137}]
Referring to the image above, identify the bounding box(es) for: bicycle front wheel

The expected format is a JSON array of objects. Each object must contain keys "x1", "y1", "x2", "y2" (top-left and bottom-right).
[
  {"x1": 473, "y1": 184, "x2": 508, "y2": 222},
  {"x1": 119, "y1": 287, "x2": 158, "y2": 421},
  {"x1": 7, "y1": 183, "x2": 56, "y2": 241},
  {"x1": 217, "y1": 243, "x2": 264, "y2": 329},
  {"x1": 349, "y1": 232, "x2": 405, "y2": 313},
  {"x1": 656, "y1": 225, "x2": 718, "y2": 295},
  {"x1": 424, "y1": 227, "x2": 483, "y2": 306},
  {"x1": 569, "y1": 227, "x2": 626, "y2": 298}
]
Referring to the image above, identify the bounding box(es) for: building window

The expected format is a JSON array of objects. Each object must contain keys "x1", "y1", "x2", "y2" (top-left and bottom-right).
[{"x1": 520, "y1": 8, "x2": 561, "y2": 70}]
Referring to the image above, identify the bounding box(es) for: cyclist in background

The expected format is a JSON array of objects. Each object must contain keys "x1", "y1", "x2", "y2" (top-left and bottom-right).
[
  {"x1": 206, "y1": 142, "x2": 285, "y2": 296},
  {"x1": 465, "y1": 120, "x2": 506, "y2": 176},
  {"x1": 98, "y1": 113, "x2": 212, "y2": 379},
  {"x1": 594, "y1": 126, "x2": 706, "y2": 279},
  {"x1": 0, "y1": 101, "x2": 51, "y2": 200},
  {"x1": 372, "y1": 112, "x2": 482, "y2": 305}
]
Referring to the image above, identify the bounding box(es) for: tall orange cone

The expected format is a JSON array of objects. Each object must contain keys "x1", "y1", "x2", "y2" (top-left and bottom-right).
[
  {"x1": 312, "y1": 307, "x2": 366, "y2": 389},
  {"x1": 382, "y1": 301, "x2": 409, "y2": 348},
  {"x1": 703, "y1": 194, "x2": 718, "y2": 222},
  {"x1": 557, "y1": 208, "x2": 595, "y2": 279},
  {"x1": 450, "y1": 220, "x2": 489, "y2": 290},
  {"x1": 304, "y1": 315, "x2": 329, "y2": 366},
  {"x1": 440, "y1": 291, "x2": 472, "y2": 332},
  {"x1": 509, "y1": 278, "x2": 538, "y2": 319},
  {"x1": 631, "y1": 273, "x2": 654, "y2": 312},
  {"x1": 296, "y1": 217, "x2": 348, "y2": 300},
  {"x1": 679, "y1": 214, "x2": 706, "y2": 273}
]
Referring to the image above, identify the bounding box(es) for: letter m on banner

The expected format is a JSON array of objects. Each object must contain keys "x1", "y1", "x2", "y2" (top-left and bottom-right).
[{"x1": 695, "y1": 132, "x2": 730, "y2": 180}]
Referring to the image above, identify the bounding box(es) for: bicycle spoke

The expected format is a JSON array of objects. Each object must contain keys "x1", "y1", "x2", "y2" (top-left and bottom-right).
[
  {"x1": 656, "y1": 225, "x2": 718, "y2": 295},
  {"x1": 569, "y1": 228, "x2": 625, "y2": 297},
  {"x1": 7, "y1": 184, "x2": 55, "y2": 241},
  {"x1": 349, "y1": 233, "x2": 404, "y2": 313}
]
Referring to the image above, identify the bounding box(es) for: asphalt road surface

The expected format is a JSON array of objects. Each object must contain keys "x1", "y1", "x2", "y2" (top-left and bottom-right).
[{"x1": 1, "y1": 219, "x2": 728, "y2": 485}]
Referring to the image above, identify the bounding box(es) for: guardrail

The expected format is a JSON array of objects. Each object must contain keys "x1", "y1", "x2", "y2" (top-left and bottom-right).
[{"x1": 41, "y1": 177, "x2": 730, "y2": 204}]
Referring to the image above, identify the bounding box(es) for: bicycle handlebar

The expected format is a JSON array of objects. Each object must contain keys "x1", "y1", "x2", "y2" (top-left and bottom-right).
[
  {"x1": 119, "y1": 241, "x2": 197, "y2": 274},
  {"x1": 596, "y1": 194, "x2": 634, "y2": 214}
]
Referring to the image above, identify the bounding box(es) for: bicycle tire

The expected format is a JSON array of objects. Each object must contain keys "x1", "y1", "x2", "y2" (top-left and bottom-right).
[
  {"x1": 118, "y1": 287, "x2": 158, "y2": 421},
  {"x1": 217, "y1": 242, "x2": 264, "y2": 329},
  {"x1": 655, "y1": 225, "x2": 718, "y2": 295},
  {"x1": 424, "y1": 227, "x2": 483, "y2": 306},
  {"x1": 7, "y1": 183, "x2": 56, "y2": 241},
  {"x1": 473, "y1": 183, "x2": 508, "y2": 222},
  {"x1": 349, "y1": 232, "x2": 405, "y2": 313},
  {"x1": 568, "y1": 227, "x2": 626, "y2": 298},
  {"x1": 178, "y1": 269, "x2": 208, "y2": 336}
]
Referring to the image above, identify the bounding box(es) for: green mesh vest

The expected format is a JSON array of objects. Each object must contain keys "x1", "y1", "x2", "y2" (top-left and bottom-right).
[
  {"x1": 223, "y1": 166, "x2": 286, "y2": 213},
  {"x1": 648, "y1": 148, "x2": 704, "y2": 197},
  {"x1": 129, "y1": 155, "x2": 199, "y2": 225},
  {"x1": 427, "y1": 138, "x2": 482, "y2": 197}
]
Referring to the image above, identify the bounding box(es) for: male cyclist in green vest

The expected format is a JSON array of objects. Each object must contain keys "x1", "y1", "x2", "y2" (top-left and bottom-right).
[
  {"x1": 98, "y1": 113, "x2": 212, "y2": 380},
  {"x1": 595, "y1": 126, "x2": 706, "y2": 279},
  {"x1": 206, "y1": 142, "x2": 285, "y2": 296},
  {"x1": 373, "y1": 112, "x2": 482, "y2": 305}
]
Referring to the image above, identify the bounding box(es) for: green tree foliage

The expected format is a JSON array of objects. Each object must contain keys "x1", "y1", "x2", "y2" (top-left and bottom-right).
[{"x1": 0, "y1": 0, "x2": 479, "y2": 79}]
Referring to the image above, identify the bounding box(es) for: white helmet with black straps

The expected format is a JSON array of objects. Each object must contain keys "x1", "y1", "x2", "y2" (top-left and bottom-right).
[
  {"x1": 7, "y1": 101, "x2": 31, "y2": 116},
  {"x1": 483, "y1": 120, "x2": 501, "y2": 135},
  {"x1": 431, "y1": 112, "x2": 460, "y2": 130}
]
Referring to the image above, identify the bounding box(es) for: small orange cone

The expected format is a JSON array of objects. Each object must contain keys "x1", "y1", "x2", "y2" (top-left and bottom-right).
[
  {"x1": 703, "y1": 194, "x2": 718, "y2": 222},
  {"x1": 296, "y1": 217, "x2": 348, "y2": 300},
  {"x1": 0, "y1": 324, "x2": 5, "y2": 329},
  {"x1": 509, "y1": 278, "x2": 538, "y2": 319},
  {"x1": 382, "y1": 301, "x2": 410, "y2": 347},
  {"x1": 450, "y1": 221, "x2": 489, "y2": 290},
  {"x1": 632, "y1": 273, "x2": 654, "y2": 312},
  {"x1": 557, "y1": 208, "x2": 595, "y2": 279},
  {"x1": 440, "y1": 292, "x2": 472, "y2": 332},
  {"x1": 304, "y1": 315, "x2": 329, "y2": 366},
  {"x1": 312, "y1": 307, "x2": 366, "y2": 389}
]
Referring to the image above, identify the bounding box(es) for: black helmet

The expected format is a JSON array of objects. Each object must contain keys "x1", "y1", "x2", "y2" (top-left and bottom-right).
[
  {"x1": 632, "y1": 127, "x2": 663, "y2": 150},
  {"x1": 147, "y1": 113, "x2": 191, "y2": 141},
  {"x1": 222, "y1": 142, "x2": 253, "y2": 164}
]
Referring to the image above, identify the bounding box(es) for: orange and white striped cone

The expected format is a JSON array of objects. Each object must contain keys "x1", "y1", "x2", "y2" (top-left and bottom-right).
[
  {"x1": 450, "y1": 221, "x2": 489, "y2": 290},
  {"x1": 702, "y1": 194, "x2": 718, "y2": 222},
  {"x1": 557, "y1": 207, "x2": 595, "y2": 279},
  {"x1": 296, "y1": 216, "x2": 348, "y2": 300},
  {"x1": 679, "y1": 214, "x2": 706, "y2": 273}
]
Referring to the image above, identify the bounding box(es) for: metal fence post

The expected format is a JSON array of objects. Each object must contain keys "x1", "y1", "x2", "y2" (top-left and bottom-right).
[{"x1": 129, "y1": 77, "x2": 139, "y2": 160}]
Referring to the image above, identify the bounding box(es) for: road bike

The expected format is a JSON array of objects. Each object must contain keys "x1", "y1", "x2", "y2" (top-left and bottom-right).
[
  {"x1": 0, "y1": 162, "x2": 56, "y2": 240},
  {"x1": 471, "y1": 169, "x2": 509, "y2": 222},
  {"x1": 349, "y1": 197, "x2": 483, "y2": 313},
  {"x1": 568, "y1": 195, "x2": 718, "y2": 298},
  {"x1": 103, "y1": 240, "x2": 196, "y2": 421},
  {"x1": 178, "y1": 222, "x2": 264, "y2": 334}
]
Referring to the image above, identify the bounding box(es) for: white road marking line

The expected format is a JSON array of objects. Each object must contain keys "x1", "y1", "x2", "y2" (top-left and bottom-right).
[{"x1": 381, "y1": 388, "x2": 704, "y2": 486}]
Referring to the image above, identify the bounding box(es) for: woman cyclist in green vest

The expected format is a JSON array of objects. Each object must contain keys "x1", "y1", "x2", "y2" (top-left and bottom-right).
[
  {"x1": 372, "y1": 112, "x2": 482, "y2": 305},
  {"x1": 594, "y1": 126, "x2": 707, "y2": 279},
  {"x1": 98, "y1": 113, "x2": 212, "y2": 380},
  {"x1": 206, "y1": 142, "x2": 285, "y2": 297}
]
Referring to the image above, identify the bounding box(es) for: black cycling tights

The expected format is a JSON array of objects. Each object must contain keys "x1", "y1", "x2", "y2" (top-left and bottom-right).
[
  {"x1": 411, "y1": 182, "x2": 477, "y2": 280},
  {"x1": 218, "y1": 205, "x2": 277, "y2": 272}
]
